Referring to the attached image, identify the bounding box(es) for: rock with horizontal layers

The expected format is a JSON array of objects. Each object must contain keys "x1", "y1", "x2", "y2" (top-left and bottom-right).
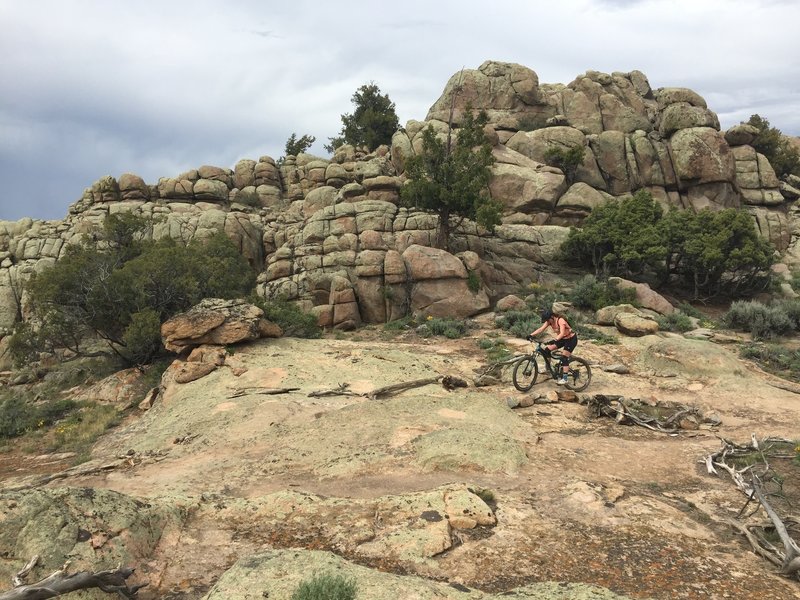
[
  {"x1": 161, "y1": 298, "x2": 282, "y2": 353},
  {"x1": 496, "y1": 294, "x2": 527, "y2": 311},
  {"x1": 608, "y1": 277, "x2": 674, "y2": 315},
  {"x1": 595, "y1": 303, "x2": 643, "y2": 326},
  {"x1": 614, "y1": 312, "x2": 659, "y2": 336}
]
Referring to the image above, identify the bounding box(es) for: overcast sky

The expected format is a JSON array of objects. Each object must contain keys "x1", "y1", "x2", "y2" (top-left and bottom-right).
[{"x1": 1, "y1": 0, "x2": 798, "y2": 222}]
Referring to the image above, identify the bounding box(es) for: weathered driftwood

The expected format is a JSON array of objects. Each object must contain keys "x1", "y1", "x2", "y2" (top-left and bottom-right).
[
  {"x1": 308, "y1": 383, "x2": 361, "y2": 398},
  {"x1": 227, "y1": 387, "x2": 299, "y2": 398},
  {"x1": 11, "y1": 556, "x2": 39, "y2": 588},
  {"x1": 477, "y1": 355, "x2": 526, "y2": 378},
  {"x1": 309, "y1": 376, "x2": 466, "y2": 401},
  {"x1": 1, "y1": 563, "x2": 144, "y2": 599},
  {"x1": 706, "y1": 436, "x2": 800, "y2": 580},
  {"x1": 367, "y1": 377, "x2": 443, "y2": 400},
  {"x1": 586, "y1": 394, "x2": 715, "y2": 433}
]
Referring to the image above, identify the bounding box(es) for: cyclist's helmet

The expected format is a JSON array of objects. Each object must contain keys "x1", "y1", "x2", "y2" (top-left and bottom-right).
[{"x1": 540, "y1": 309, "x2": 553, "y2": 322}]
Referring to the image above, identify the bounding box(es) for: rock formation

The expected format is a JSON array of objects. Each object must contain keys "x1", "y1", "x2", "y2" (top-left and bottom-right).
[{"x1": 1, "y1": 60, "x2": 798, "y2": 366}]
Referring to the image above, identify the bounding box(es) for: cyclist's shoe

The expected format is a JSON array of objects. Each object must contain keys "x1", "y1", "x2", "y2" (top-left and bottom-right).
[{"x1": 556, "y1": 374, "x2": 569, "y2": 385}]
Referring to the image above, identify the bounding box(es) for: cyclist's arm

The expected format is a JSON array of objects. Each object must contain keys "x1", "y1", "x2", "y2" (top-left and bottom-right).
[{"x1": 529, "y1": 323, "x2": 548, "y2": 338}]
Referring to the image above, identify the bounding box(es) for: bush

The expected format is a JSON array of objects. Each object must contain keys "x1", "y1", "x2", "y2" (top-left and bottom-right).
[
  {"x1": 234, "y1": 188, "x2": 261, "y2": 207},
  {"x1": 562, "y1": 189, "x2": 775, "y2": 297},
  {"x1": 494, "y1": 310, "x2": 540, "y2": 340},
  {"x1": 122, "y1": 309, "x2": 163, "y2": 366},
  {"x1": 568, "y1": 275, "x2": 636, "y2": 311},
  {"x1": 419, "y1": 317, "x2": 469, "y2": 339},
  {"x1": 656, "y1": 311, "x2": 695, "y2": 333},
  {"x1": 477, "y1": 337, "x2": 511, "y2": 362},
  {"x1": 254, "y1": 297, "x2": 321, "y2": 339},
  {"x1": 722, "y1": 300, "x2": 795, "y2": 340},
  {"x1": 384, "y1": 315, "x2": 416, "y2": 331},
  {"x1": 467, "y1": 270, "x2": 481, "y2": 293},
  {"x1": 15, "y1": 216, "x2": 257, "y2": 366},
  {"x1": 0, "y1": 396, "x2": 78, "y2": 439},
  {"x1": 741, "y1": 343, "x2": 800, "y2": 383},
  {"x1": 543, "y1": 145, "x2": 585, "y2": 185},
  {"x1": 291, "y1": 572, "x2": 357, "y2": 600}
]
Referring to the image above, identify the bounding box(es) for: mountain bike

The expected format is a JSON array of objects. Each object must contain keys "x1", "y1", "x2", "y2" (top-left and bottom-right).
[{"x1": 512, "y1": 340, "x2": 592, "y2": 392}]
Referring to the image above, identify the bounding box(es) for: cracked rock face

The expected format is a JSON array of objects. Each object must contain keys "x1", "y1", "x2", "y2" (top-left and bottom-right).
[{"x1": 0, "y1": 61, "x2": 794, "y2": 367}]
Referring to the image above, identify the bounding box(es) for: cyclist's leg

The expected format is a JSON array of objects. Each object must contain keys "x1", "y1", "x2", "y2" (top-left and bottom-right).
[{"x1": 561, "y1": 336, "x2": 578, "y2": 378}]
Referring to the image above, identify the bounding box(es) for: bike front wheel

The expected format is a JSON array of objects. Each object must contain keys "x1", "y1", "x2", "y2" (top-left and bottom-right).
[
  {"x1": 512, "y1": 355, "x2": 540, "y2": 392},
  {"x1": 565, "y1": 356, "x2": 592, "y2": 392}
]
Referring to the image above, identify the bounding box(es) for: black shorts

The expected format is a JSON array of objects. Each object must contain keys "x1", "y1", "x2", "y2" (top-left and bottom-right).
[{"x1": 554, "y1": 335, "x2": 578, "y2": 353}]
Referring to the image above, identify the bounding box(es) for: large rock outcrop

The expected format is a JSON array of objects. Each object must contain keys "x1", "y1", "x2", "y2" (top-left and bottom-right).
[{"x1": 0, "y1": 60, "x2": 796, "y2": 350}]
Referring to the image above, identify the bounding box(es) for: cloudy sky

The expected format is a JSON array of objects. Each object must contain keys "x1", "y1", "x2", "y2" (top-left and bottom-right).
[{"x1": 1, "y1": 0, "x2": 798, "y2": 221}]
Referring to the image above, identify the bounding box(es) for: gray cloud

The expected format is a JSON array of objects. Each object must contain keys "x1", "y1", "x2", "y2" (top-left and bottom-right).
[{"x1": 1, "y1": 0, "x2": 798, "y2": 221}]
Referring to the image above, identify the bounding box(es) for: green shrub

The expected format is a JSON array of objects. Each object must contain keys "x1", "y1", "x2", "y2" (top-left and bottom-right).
[
  {"x1": 0, "y1": 396, "x2": 78, "y2": 439},
  {"x1": 16, "y1": 216, "x2": 257, "y2": 367},
  {"x1": 291, "y1": 572, "x2": 357, "y2": 600},
  {"x1": 676, "y1": 302, "x2": 704, "y2": 320},
  {"x1": 562, "y1": 189, "x2": 775, "y2": 297},
  {"x1": 495, "y1": 309, "x2": 540, "y2": 340},
  {"x1": 419, "y1": 317, "x2": 469, "y2": 339},
  {"x1": 573, "y1": 323, "x2": 618, "y2": 345},
  {"x1": 254, "y1": 297, "x2": 321, "y2": 339},
  {"x1": 741, "y1": 343, "x2": 800, "y2": 383},
  {"x1": 384, "y1": 315, "x2": 416, "y2": 331},
  {"x1": 122, "y1": 309, "x2": 163, "y2": 365},
  {"x1": 477, "y1": 337, "x2": 511, "y2": 362},
  {"x1": 656, "y1": 311, "x2": 695, "y2": 333},
  {"x1": 234, "y1": 188, "x2": 261, "y2": 207},
  {"x1": 467, "y1": 270, "x2": 481, "y2": 293},
  {"x1": 543, "y1": 145, "x2": 585, "y2": 185},
  {"x1": 568, "y1": 275, "x2": 636, "y2": 311},
  {"x1": 723, "y1": 300, "x2": 794, "y2": 340}
]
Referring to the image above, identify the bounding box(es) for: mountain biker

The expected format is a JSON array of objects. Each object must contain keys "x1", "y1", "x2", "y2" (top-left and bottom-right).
[{"x1": 527, "y1": 309, "x2": 577, "y2": 385}]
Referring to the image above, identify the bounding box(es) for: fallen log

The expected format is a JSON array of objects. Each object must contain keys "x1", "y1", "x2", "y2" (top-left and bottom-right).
[
  {"x1": 707, "y1": 436, "x2": 800, "y2": 580},
  {"x1": 0, "y1": 563, "x2": 144, "y2": 599},
  {"x1": 367, "y1": 376, "x2": 442, "y2": 400},
  {"x1": 227, "y1": 387, "x2": 299, "y2": 398},
  {"x1": 308, "y1": 383, "x2": 361, "y2": 398}
]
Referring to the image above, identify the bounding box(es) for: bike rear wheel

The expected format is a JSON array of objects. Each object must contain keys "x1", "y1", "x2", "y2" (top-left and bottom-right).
[
  {"x1": 512, "y1": 355, "x2": 539, "y2": 392},
  {"x1": 564, "y1": 356, "x2": 592, "y2": 392}
]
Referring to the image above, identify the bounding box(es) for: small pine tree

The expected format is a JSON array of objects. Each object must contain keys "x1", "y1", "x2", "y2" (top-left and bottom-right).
[
  {"x1": 543, "y1": 145, "x2": 585, "y2": 185},
  {"x1": 746, "y1": 114, "x2": 800, "y2": 178},
  {"x1": 325, "y1": 83, "x2": 399, "y2": 152},
  {"x1": 401, "y1": 109, "x2": 501, "y2": 250},
  {"x1": 284, "y1": 133, "x2": 316, "y2": 157}
]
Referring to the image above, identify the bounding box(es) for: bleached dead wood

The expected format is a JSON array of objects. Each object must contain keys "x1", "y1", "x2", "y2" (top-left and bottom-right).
[
  {"x1": 11, "y1": 556, "x2": 38, "y2": 588},
  {"x1": 1, "y1": 562, "x2": 144, "y2": 599},
  {"x1": 477, "y1": 355, "x2": 526, "y2": 378},
  {"x1": 227, "y1": 387, "x2": 299, "y2": 398},
  {"x1": 706, "y1": 436, "x2": 800, "y2": 579},
  {"x1": 367, "y1": 377, "x2": 443, "y2": 400},
  {"x1": 308, "y1": 383, "x2": 361, "y2": 398}
]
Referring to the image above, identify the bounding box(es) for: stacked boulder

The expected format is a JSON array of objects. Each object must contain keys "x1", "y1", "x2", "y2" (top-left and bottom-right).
[{"x1": 1, "y1": 59, "x2": 798, "y2": 351}]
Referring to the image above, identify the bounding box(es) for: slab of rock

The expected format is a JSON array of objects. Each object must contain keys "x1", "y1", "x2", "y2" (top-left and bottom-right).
[
  {"x1": 161, "y1": 298, "x2": 282, "y2": 353},
  {"x1": 496, "y1": 294, "x2": 527, "y2": 311},
  {"x1": 595, "y1": 304, "x2": 642, "y2": 325},
  {"x1": 614, "y1": 313, "x2": 659, "y2": 336},
  {"x1": 608, "y1": 277, "x2": 674, "y2": 315}
]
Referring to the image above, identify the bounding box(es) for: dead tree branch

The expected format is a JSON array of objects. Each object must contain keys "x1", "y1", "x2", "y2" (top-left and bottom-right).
[
  {"x1": 227, "y1": 387, "x2": 299, "y2": 399},
  {"x1": 706, "y1": 436, "x2": 800, "y2": 580},
  {"x1": 1, "y1": 563, "x2": 144, "y2": 599},
  {"x1": 367, "y1": 377, "x2": 443, "y2": 400},
  {"x1": 308, "y1": 383, "x2": 361, "y2": 398}
]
